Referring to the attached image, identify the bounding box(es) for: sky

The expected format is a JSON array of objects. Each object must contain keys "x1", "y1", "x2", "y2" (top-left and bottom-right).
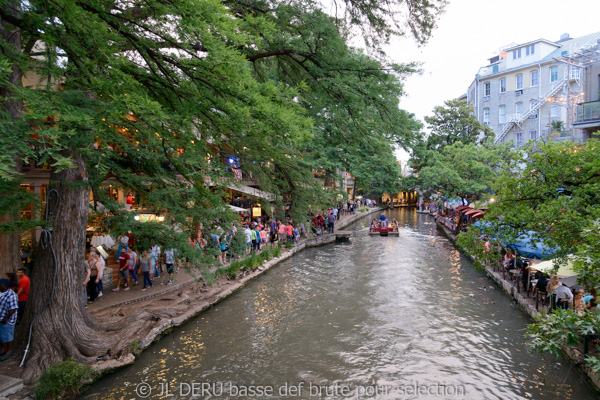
[{"x1": 387, "y1": 0, "x2": 600, "y2": 164}]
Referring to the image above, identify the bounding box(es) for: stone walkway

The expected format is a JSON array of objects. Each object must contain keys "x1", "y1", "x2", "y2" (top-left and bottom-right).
[{"x1": 87, "y1": 268, "x2": 197, "y2": 314}]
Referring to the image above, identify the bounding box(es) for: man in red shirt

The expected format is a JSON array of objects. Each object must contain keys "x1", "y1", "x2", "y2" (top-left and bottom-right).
[
  {"x1": 113, "y1": 248, "x2": 130, "y2": 291},
  {"x1": 285, "y1": 224, "x2": 294, "y2": 244},
  {"x1": 16, "y1": 268, "x2": 30, "y2": 324}
]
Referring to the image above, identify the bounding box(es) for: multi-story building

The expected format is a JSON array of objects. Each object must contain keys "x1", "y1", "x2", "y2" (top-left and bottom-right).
[
  {"x1": 570, "y1": 44, "x2": 600, "y2": 137},
  {"x1": 467, "y1": 31, "x2": 600, "y2": 146}
]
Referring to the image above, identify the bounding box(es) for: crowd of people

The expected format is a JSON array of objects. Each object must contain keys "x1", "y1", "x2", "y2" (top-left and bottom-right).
[
  {"x1": 501, "y1": 251, "x2": 591, "y2": 313},
  {"x1": 0, "y1": 268, "x2": 30, "y2": 361},
  {"x1": 83, "y1": 198, "x2": 377, "y2": 305}
]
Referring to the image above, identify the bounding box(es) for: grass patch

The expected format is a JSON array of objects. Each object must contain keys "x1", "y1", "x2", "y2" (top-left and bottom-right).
[
  {"x1": 358, "y1": 206, "x2": 370, "y2": 212},
  {"x1": 35, "y1": 358, "x2": 98, "y2": 400}
]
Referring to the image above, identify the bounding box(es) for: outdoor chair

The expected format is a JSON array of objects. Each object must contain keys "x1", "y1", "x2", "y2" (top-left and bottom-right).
[{"x1": 535, "y1": 289, "x2": 548, "y2": 311}]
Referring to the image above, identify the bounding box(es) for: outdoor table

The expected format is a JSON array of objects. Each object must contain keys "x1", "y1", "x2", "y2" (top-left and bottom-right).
[{"x1": 508, "y1": 269, "x2": 522, "y2": 293}]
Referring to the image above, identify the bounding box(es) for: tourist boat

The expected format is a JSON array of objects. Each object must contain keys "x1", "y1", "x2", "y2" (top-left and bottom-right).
[{"x1": 369, "y1": 224, "x2": 399, "y2": 236}]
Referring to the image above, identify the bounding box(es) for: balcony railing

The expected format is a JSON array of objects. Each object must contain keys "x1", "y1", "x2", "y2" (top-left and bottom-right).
[{"x1": 576, "y1": 100, "x2": 600, "y2": 123}]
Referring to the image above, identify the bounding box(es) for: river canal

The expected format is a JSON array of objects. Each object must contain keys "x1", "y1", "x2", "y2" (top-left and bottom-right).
[{"x1": 82, "y1": 209, "x2": 597, "y2": 399}]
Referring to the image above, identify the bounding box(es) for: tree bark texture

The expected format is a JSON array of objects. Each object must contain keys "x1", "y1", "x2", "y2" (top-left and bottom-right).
[
  {"x1": 18, "y1": 153, "x2": 105, "y2": 382},
  {"x1": 0, "y1": 0, "x2": 24, "y2": 275}
]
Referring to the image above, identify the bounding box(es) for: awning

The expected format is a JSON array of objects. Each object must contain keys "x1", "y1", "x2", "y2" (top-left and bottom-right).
[
  {"x1": 227, "y1": 204, "x2": 250, "y2": 213},
  {"x1": 228, "y1": 184, "x2": 276, "y2": 201},
  {"x1": 464, "y1": 208, "x2": 482, "y2": 216},
  {"x1": 455, "y1": 205, "x2": 471, "y2": 211},
  {"x1": 506, "y1": 232, "x2": 558, "y2": 259}
]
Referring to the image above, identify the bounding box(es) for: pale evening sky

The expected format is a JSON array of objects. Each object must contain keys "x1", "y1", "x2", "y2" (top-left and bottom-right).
[{"x1": 386, "y1": 0, "x2": 600, "y2": 163}]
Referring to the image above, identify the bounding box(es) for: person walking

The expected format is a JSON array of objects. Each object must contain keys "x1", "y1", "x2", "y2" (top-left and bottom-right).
[
  {"x1": 113, "y1": 248, "x2": 130, "y2": 291},
  {"x1": 327, "y1": 212, "x2": 335, "y2": 233},
  {"x1": 164, "y1": 248, "x2": 176, "y2": 285},
  {"x1": 0, "y1": 279, "x2": 18, "y2": 361},
  {"x1": 116, "y1": 231, "x2": 129, "y2": 260},
  {"x1": 128, "y1": 247, "x2": 139, "y2": 286},
  {"x1": 140, "y1": 250, "x2": 153, "y2": 291},
  {"x1": 244, "y1": 225, "x2": 252, "y2": 255},
  {"x1": 94, "y1": 250, "x2": 105, "y2": 297},
  {"x1": 85, "y1": 252, "x2": 99, "y2": 303},
  {"x1": 15, "y1": 268, "x2": 30, "y2": 324},
  {"x1": 151, "y1": 241, "x2": 161, "y2": 274}
]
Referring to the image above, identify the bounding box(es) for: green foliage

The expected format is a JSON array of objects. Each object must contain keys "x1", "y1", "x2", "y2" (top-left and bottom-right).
[
  {"x1": 229, "y1": 229, "x2": 248, "y2": 259},
  {"x1": 132, "y1": 339, "x2": 141, "y2": 356},
  {"x1": 408, "y1": 99, "x2": 504, "y2": 200},
  {"x1": 216, "y1": 246, "x2": 281, "y2": 278},
  {"x1": 34, "y1": 358, "x2": 97, "y2": 400},
  {"x1": 468, "y1": 140, "x2": 600, "y2": 260},
  {"x1": 526, "y1": 309, "x2": 600, "y2": 375},
  {"x1": 0, "y1": 0, "x2": 436, "y2": 249},
  {"x1": 549, "y1": 120, "x2": 565, "y2": 133},
  {"x1": 358, "y1": 206, "x2": 370, "y2": 212},
  {"x1": 457, "y1": 139, "x2": 600, "y2": 375},
  {"x1": 418, "y1": 141, "x2": 512, "y2": 204},
  {"x1": 527, "y1": 310, "x2": 584, "y2": 357},
  {"x1": 199, "y1": 266, "x2": 218, "y2": 286},
  {"x1": 424, "y1": 99, "x2": 495, "y2": 151}
]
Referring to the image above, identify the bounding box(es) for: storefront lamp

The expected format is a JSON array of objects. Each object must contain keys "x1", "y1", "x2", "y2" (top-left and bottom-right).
[
  {"x1": 157, "y1": 216, "x2": 165, "y2": 222},
  {"x1": 134, "y1": 215, "x2": 140, "y2": 221},
  {"x1": 252, "y1": 206, "x2": 261, "y2": 217}
]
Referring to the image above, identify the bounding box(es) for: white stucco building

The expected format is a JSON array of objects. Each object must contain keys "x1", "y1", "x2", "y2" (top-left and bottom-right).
[{"x1": 467, "y1": 31, "x2": 600, "y2": 146}]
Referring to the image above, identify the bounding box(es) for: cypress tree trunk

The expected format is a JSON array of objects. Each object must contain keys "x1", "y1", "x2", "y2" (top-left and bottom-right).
[{"x1": 20, "y1": 152, "x2": 110, "y2": 383}]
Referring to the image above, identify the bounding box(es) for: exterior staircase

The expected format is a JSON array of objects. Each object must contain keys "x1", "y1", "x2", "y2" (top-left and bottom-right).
[{"x1": 494, "y1": 73, "x2": 569, "y2": 144}]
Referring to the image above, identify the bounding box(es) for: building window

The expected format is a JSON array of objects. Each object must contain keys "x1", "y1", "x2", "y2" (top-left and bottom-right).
[
  {"x1": 550, "y1": 66, "x2": 559, "y2": 82},
  {"x1": 516, "y1": 74, "x2": 523, "y2": 90},
  {"x1": 513, "y1": 48, "x2": 522, "y2": 59},
  {"x1": 551, "y1": 103, "x2": 559, "y2": 117},
  {"x1": 483, "y1": 108, "x2": 490, "y2": 125},
  {"x1": 529, "y1": 130, "x2": 537, "y2": 140},
  {"x1": 515, "y1": 102, "x2": 523, "y2": 118},
  {"x1": 570, "y1": 66, "x2": 580, "y2": 80},
  {"x1": 499, "y1": 105, "x2": 506, "y2": 124},
  {"x1": 516, "y1": 131, "x2": 523, "y2": 147},
  {"x1": 531, "y1": 70, "x2": 538, "y2": 86},
  {"x1": 484, "y1": 82, "x2": 490, "y2": 96},
  {"x1": 525, "y1": 44, "x2": 535, "y2": 56},
  {"x1": 500, "y1": 78, "x2": 506, "y2": 93}
]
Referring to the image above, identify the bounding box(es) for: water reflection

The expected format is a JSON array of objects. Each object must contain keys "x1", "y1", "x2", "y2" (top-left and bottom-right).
[{"x1": 82, "y1": 208, "x2": 597, "y2": 400}]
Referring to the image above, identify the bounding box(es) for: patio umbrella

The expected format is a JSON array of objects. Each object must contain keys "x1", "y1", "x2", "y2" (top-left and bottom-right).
[{"x1": 533, "y1": 256, "x2": 576, "y2": 277}]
